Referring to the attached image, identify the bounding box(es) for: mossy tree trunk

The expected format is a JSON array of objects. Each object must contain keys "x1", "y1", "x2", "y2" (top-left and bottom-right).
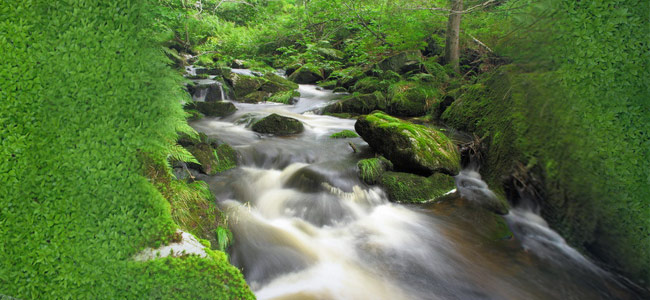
[{"x1": 444, "y1": 0, "x2": 463, "y2": 73}]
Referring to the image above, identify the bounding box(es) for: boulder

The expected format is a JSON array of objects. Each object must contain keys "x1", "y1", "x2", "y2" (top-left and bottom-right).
[
  {"x1": 240, "y1": 91, "x2": 270, "y2": 103},
  {"x1": 355, "y1": 111, "x2": 460, "y2": 176},
  {"x1": 189, "y1": 83, "x2": 225, "y2": 102},
  {"x1": 386, "y1": 81, "x2": 440, "y2": 117},
  {"x1": 288, "y1": 64, "x2": 324, "y2": 84},
  {"x1": 318, "y1": 80, "x2": 338, "y2": 90},
  {"x1": 330, "y1": 67, "x2": 365, "y2": 88},
  {"x1": 332, "y1": 87, "x2": 348, "y2": 93},
  {"x1": 193, "y1": 101, "x2": 237, "y2": 117},
  {"x1": 352, "y1": 77, "x2": 389, "y2": 94},
  {"x1": 377, "y1": 51, "x2": 422, "y2": 74},
  {"x1": 252, "y1": 113, "x2": 304, "y2": 135},
  {"x1": 186, "y1": 142, "x2": 237, "y2": 175},
  {"x1": 322, "y1": 91, "x2": 387, "y2": 115},
  {"x1": 227, "y1": 73, "x2": 264, "y2": 99},
  {"x1": 260, "y1": 73, "x2": 299, "y2": 93},
  {"x1": 380, "y1": 172, "x2": 456, "y2": 203}
]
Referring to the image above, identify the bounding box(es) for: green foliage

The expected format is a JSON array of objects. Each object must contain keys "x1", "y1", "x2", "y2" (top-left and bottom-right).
[
  {"x1": 216, "y1": 226, "x2": 234, "y2": 253},
  {"x1": 0, "y1": 1, "x2": 252, "y2": 298},
  {"x1": 330, "y1": 130, "x2": 359, "y2": 139}
]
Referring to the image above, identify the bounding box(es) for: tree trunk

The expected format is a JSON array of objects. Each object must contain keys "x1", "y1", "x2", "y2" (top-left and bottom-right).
[{"x1": 444, "y1": 0, "x2": 463, "y2": 73}]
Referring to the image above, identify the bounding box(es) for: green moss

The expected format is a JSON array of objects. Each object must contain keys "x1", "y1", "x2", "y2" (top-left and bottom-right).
[
  {"x1": 288, "y1": 63, "x2": 324, "y2": 84},
  {"x1": 240, "y1": 91, "x2": 270, "y2": 103},
  {"x1": 380, "y1": 172, "x2": 455, "y2": 203},
  {"x1": 387, "y1": 81, "x2": 441, "y2": 117},
  {"x1": 260, "y1": 72, "x2": 299, "y2": 93},
  {"x1": 330, "y1": 130, "x2": 359, "y2": 139},
  {"x1": 357, "y1": 157, "x2": 393, "y2": 184},
  {"x1": 329, "y1": 66, "x2": 365, "y2": 88},
  {"x1": 352, "y1": 77, "x2": 389, "y2": 93},
  {"x1": 213, "y1": 144, "x2": 238, "y2": 173},
  {"x1": 323, "y1": 91, "x2": 387, "y2": 115},
  {"x1": 318, "y1": 80, "x2": 338, "y2": 89},
  {"x1": 268, "y1": 90, "x2": 300, "y2": 104}
]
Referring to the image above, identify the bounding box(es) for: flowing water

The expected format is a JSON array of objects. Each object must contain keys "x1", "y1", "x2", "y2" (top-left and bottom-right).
[{"x1": 190, "y1": 79, "x2": 647, "y2": 299}]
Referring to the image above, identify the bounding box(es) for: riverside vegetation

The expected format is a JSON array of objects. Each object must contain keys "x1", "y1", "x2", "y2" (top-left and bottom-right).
[{"x1": 1, "y1": 0, "x2": 648, "y2": 298}]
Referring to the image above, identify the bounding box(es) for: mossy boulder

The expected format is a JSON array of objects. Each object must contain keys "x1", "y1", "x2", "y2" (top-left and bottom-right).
[
  {"x1": 377, "y1": 50, "x2": 422, "y2": 74},
  {"x1": 240, "y1": 91, "x2": 270, "y2": 103},
  {"x1": 332, "y1": 87, "x2": 348, "y2": 93},
  {"x1": 288, "y1": 64, "x2": 324, "y2": 84},
  {"x1": 380, "y1": 172, "x2": 455, "y2": 203},
  {"x1": 330, "y1": 130, "x2": 359, "y2": 139},
  {"x1": 352, "y1": 77, "x2": 390, "y2": 94},
  {"x1": 186, "y1": 143, "x2": 238, "y2": 175},
  {"x1": 227, "y1": 73, "x2": 264, "y2": 99},
  {"x1": 260, "y1": 73, "x2": 299, "y2": 93},
  {"x1": 322, "y1": 91, "x2": 387, "y2": 115},
  {"x1": 193, "y1": 101, "x2": 237, "y2": 117},
  {"x1": 268, "y1": 90, "x2": 300, "y2": 104},
  {"x1": 387, "y1": 81, "x2": 440, "y2": 117},
  {"x1": 318, "y1": 80, "x2": 338, "y2": 90},
  {"x1": 329, "y1": 67, "x2": 366, "y2": 88},
  {"x1": 251, "y1": 113, "x2": 304, "y2": 135},
  {"x1": 357, "y1": 156, "x2": 393, "y2": 185},
  {"x1": 355, "y1": 111, "x2": 460, "y2": 176}
]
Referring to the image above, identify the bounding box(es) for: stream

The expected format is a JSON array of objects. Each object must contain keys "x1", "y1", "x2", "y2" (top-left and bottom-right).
[{"x1": 189, "y1": 76, "x2": 646, "y2": 299}]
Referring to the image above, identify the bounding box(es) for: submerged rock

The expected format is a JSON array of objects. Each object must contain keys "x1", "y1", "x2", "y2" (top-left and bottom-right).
[
  {"x1": 252, "y1": 113, "x2": 304, "y2": 135},
  {"x1": 193, "y1": 101, "x2": 237, "y2": 117},
  {"x1": 355, "y1": 111, "x2": 460, "y2": 176},
  {"x1": 380, "y1": 172, "x2": 455, "y2": 203}
]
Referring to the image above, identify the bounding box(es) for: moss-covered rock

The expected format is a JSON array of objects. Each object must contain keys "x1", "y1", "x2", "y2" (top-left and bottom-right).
[
  {"x1": 186, "y1": 142, "x2": 238, "y2": 175},
  {"x1": 332, "y1": 87, "x2": 348, "y2": 93},
  {"x1": 330, "y1": 130, "x2": 359, "y2": 139},
  {"x1": 377, "y1": 50, "x2": 422, "y2": 74},
  {"x1": 355, "y1": 111, "x2": 460, "y2": 176},
  {"x1": 268, "y1": 90, "x2": 300, "y2": 104},
  {"x1": 240, "y1": 91, "x2": 270, "y2": 103},
  {"x1": 380, "y1": 172, "x2": 455, "y2": 203},
  {"x1": 193, "y1": 101, "x2": 237, "y2": 117},
  {"x1": 227, "y1": 73, "x2": 264, "y2": 99},
  {"x1": 422, "y1": 57, "x2": 450, "y2": 84},
  {"x1": 322, "y1": 91, "x2": 387, "y2": 115},
  {"x1": 288, "y1": 63, "x2": 324, "y2": 84},
  {"x1": 329, "y1": 66, "x2": 366, "y2": 88},
  {"x1": 357, "y1": 156, "x2": 393, "y2": 185},
  {"x1": 260, "y1": 73, "x2": 299, "y2": 93},
  {"x1": 352, "y1": 77, "x2": 390, "y2": 93},
  {"x1": 387, "y1": 81, "x2": 440, "y2": 117},
  {"x1": 318, "y1": 80, "x2": 338, "y2": 90},
  {"x1": 251, "y1": 113, "x2": 304, "y2": 135}
]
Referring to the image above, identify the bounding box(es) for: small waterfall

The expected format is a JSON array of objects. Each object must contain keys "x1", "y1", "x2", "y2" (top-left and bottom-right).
[
  {"x1": 192, "y1": 87, "x2": 208, "y2": 102},
  {"x1": 218, "y1": 81, "x2": 226, "y2": 101}
]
